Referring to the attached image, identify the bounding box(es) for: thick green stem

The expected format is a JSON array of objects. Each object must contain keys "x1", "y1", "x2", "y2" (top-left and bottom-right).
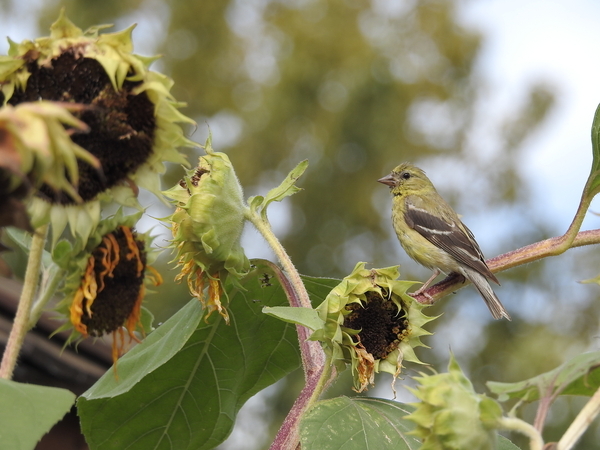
[
  {"x1": 245, "y1": 207, "x2": 325, "y2": 372},
  {"x1": 245, "y1": 208, "x2": 311, "y2": 310},
  {"x1": 498, "y1": 417, "x2": 544, "y2": 450},
  {"x1": 0, "y1": 224, "x2": 48, "y2": 379},
  {"x1": 246, "y1": 209, "x2": 333, "y2": 450},
  {"x1": 553, "y1": 185, "x2": 595, "y2": 253},
  {"x1": 269, "y1": 351, "x2": 334, "y2": 450}
]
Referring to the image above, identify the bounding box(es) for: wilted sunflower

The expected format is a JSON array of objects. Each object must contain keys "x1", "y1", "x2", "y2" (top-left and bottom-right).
[
  {"x1": 163, "y1": 138, "x2": 250, "y2": 323},
  {"x1": 311, "y1": 263, "x2": 436, "y2": 393},
  {"x1": 0, "y1": 101, "x2": 97, "y2": 231},
  {"x1": 55, "y1": 211, "x2": 161, "y2": 364},
  {"x1": 0, "y1": 11, "x2": 195, "y2": 244}
]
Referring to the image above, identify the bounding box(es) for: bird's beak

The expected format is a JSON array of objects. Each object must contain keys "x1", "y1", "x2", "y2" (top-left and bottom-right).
[{"x1": 377, "y1": 173, "x2": 397, "y2": 188}]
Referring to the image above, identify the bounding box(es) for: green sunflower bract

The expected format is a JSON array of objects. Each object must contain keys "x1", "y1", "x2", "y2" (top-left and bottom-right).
[
  {"x1": 163, "y1": 137, "x2": 250, "y2": 323},
  {"x1": 405, "y1": 355, "x2": 503, "y2": 450},
  {"x1": 0, "y1": 101, "x2": 97, "y2": 230}
]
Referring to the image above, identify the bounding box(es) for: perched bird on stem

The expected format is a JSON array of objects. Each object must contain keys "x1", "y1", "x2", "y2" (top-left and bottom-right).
[{"x1": 378, "y1": 162, "x2": 510, "y2": 320}]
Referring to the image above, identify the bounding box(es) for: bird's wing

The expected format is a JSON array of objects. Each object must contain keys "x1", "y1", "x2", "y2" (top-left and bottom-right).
[{"x1": 404, "y1": 201, "x2": 499, "y2": 283}]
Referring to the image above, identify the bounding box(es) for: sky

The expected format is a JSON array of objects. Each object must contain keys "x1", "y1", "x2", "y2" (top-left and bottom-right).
[{"x1": 461, "y1": 0, "x2": 600, "y2": 232}]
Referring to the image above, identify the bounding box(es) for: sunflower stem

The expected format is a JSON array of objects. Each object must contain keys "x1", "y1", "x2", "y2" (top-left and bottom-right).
[
  {"x1": 244, "y1": 207, "x2": 325, "y2": 373},
  {"x1": 498, "y1": 416, "x2": 544, "y2": 450},
  {"x1": 0, "y1": 224, "x2": 48, "y2": 379},
  {"x1": 244, "y1": 208, "x2": 311, "y2": 309},
  {"x1": 246, "y1": 208, "x2": 334, "y2": 450},
  {"x1": 260, "y1": 259, "x2": 324, "y2": 378},
  {"x1": 269, "y1": 350, "x2": 335, "y2": 450}
]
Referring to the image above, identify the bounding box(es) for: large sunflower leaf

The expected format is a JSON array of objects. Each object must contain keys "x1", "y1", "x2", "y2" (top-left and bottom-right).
[
  {"x1": 81, "y1": 290, "x2": 203, "y2": 399},
  {"x1": 300, "y1": 397, "x2": 420, "y2": 450},
  {"x1": 300, "y1": 397, "x2": 520, "y2": 450},
  {"x1": 302, "y1": 275, "x2": 342, "y2": 306},
  {"x1": 78, "y1": 260, "x2": 300, "y2": 450},
  {"x1": 0, "y1": 380, "x2": 75, "y2": 450}
]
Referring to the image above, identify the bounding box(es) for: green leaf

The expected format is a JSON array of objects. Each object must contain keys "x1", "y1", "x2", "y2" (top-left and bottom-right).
[
  {"x1": 138, "y1": 306, "x2": 155, "y2": 334},
  {"x1": 0, "y1": 379, "x2": 75, "y2": 450},
  {"x1": 264, "y1": 160, "x2": 308, "y2": 203},
  {"x1": 261, "y1": 274, "x2": 339, "y2": 328},
  {"x1": 587, "y1": 103, "x2": 600, "y2": 194},
  {"x1": 51, "y1": 239, "x2": 74, "y2": 268},
  {"x1": 498, "y1": 435, "x2": 522, "y2": 450},
  {"x1": 248, "y1": 160, "x2": 308, "y2": 217},
  {"x1": 302, "y1": 275, "x2": 341, "y2": 306},
  {"x1": 299, "y1": 396, "x2": 521, "y2": 450},
  {"x1": 300, "y1": 397, "x2": 420, "y2": 450},
  {"x1": 5, "y1": 227, "x2": 53, "y2": 268},
  {"x1": 487, "y1": 350, "x2": 600, "y2": 402},
  {"x1": 78, "y1": 261, "x2": 300, "y2": 450},
  {"x1": 263, "y1": 305, "x2": 324, "y2": 330},
  {"x1": 82, "y1": 295, "x2": 203, "y2": 399},
  {"x1": 592, "y1": 103, "x2": 600, "y2": 173}
]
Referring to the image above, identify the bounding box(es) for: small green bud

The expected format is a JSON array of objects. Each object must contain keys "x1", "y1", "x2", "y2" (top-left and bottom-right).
[
  {"x1": 406, "y1": 355, "x2": 503, "y2": 450},
  {"x1": 164, "y1": 138, "x2": 250, "y2": 322}
]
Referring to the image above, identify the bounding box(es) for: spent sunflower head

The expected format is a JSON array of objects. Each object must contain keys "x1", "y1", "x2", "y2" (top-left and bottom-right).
[
  {"x1": 0, "y1": 101, "x2": 97, "y2": 231},
  {"x1": 55, "y1": 210, "x2": 162, "y2": 365},
  {"x1": 312, "y1": 262, "x2": 436, "y2": 393},
  {"x1": 163, "y1": 137, "x2": 250, "y2": 323},
  {"x1": 405, "y1": 355, "x2": 503, "y2": 450},
  {"x1": 0, "y1": 10, "x2": 196, "y2": 244}
]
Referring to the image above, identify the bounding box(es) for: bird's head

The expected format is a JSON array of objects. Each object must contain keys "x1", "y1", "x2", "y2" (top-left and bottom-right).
[{"x1": 377, "y1": 162, "x2": 433, "y2": 196}]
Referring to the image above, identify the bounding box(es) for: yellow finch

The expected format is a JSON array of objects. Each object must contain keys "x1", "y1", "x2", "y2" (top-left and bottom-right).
[{"x1": 378, "y1": 163, "x2": 510, "y2": 320}]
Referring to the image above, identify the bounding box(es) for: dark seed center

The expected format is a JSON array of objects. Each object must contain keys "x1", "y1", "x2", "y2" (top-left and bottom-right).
[
  {"x1": 343, "y1": 291, "x2": 409, "y2": 360},
  {"x1": 7, "y1": 51, "x2": 156, "y2": 204}
]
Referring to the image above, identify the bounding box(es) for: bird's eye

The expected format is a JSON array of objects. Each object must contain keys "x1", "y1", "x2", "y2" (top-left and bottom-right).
[{"x1": 401, "y1": 172, "x2": 411, "y2": 180}]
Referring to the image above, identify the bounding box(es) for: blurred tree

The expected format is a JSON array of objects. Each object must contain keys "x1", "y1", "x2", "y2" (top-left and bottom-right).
[{"x1": 39, "y1": 0, "x2": 553, "y2": 276}]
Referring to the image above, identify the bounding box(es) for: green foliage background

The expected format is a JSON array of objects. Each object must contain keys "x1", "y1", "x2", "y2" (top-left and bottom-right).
[{"x1": 2, "y1": 0, "x2": 598, "y2": 447}]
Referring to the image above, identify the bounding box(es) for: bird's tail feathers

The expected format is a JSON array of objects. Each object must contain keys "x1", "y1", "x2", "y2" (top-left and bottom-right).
[{"x1": 462, "y1": 268, "x2": 511, "y2": 321}]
